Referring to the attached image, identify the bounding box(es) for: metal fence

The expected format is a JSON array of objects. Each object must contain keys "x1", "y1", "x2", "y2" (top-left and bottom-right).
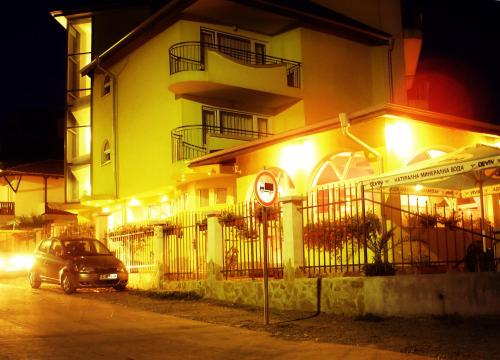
[
  {"x1": 0, "y1": 230, "x2": 38, "y2": 253},
  {"x1": 220, "y1": 201, "x2": 283, "y2": 279},
  {"x1": 107, "y1": 227, "x2": 155, "y2": 273},
  {"x1": 163, "y1": 212, "x2": 208, "y2": 280},
  {"x1": 302, "y1": 184, "x2": 498, "y2": 276}
]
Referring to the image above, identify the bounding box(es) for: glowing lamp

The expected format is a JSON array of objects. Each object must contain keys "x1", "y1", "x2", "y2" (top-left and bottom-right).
[{"x1": 385, "y1": 122, "x2": 413, "y2": 160}]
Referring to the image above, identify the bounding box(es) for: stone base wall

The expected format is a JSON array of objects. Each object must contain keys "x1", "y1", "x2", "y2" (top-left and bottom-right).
[
  {"x1": 159, "y1": 271, "x2": 500, "y2": 317},
  {"x1": 128, "y1": 272, "x2": 159, "y2": 289}
]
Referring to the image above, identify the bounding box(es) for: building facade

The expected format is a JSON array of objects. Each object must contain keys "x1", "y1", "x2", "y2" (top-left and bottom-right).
[{"x1": 50, "y1": 0, "x2": 499, "y2": 231}]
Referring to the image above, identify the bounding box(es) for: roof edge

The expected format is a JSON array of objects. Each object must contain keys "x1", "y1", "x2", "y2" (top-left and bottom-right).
[{"x1": 188, "y1": 104, "x2": 500, "y2": 167}]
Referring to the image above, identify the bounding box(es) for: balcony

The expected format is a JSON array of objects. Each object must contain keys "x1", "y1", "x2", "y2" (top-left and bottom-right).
[
  {"x1": 0, "y1": 202, "x2": 15, "y2": 223},
  {"x1": 168, "y1": 42, "x2": 302, "y2": 115},
  {"x1": 172, "y1": 124, "x2": 273, "y2": 162}
]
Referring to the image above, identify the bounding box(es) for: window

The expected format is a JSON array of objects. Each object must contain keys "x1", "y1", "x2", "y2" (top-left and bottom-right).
[
  {"x1": 312, "y1": 151, "x2": 374, "y2": 187},
  {"x1": 199, "y1": 189, "x2": 209, "y2": 207},
  {"x1": 102, "y1": 140, "x2": 111, "y2": 165},
  {"x1": 202, "y1": 106, "x2": 268, "y2": 140},
  {"x1": 102, "y1": 74, "x2": 111, "y2": 96},
  {"x1": 215, "y1": 188, "x2": 227, "y2": 204},
  {"x1": 255, "y1": 43, "x2": 266, "y2": 64},
  {"x1": 38, "y1": 239, "x2": 52, "y2": 254}
]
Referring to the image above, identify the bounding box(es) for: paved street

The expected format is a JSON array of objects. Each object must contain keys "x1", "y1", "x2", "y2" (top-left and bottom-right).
[{"x1": 0, "y1": 276, "x2": 430, "y2": 360}]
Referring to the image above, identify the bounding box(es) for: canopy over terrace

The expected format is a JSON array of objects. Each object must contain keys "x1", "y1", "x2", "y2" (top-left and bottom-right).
[{"x1": 356, "y1": 143, "x2": 500, "y2": 250}]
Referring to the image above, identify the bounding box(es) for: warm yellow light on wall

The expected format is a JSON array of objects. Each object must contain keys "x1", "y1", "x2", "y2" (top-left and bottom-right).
[
  {"x1": 102, "y1": 207, "x2": 110, "y2": 214},
  {"x1": 279, "y1": 141, "x2": 315, "y2": 176},
  {"x1": 128, "y1": 198, "x2": 140, "y2": 207},
  {"x1": 385, "y1": 122, "x2": 413, "y2": 160},
  {"x1": 161, "y1": 195, "x2": 168, "y2": 203},
  {"x1": 415, "y1": 184, "x2": 423, "y2": 191}
]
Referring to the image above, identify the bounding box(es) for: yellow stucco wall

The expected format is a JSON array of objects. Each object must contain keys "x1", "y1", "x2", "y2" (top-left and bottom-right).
[
  {"x1": 231, "y1": 116, "x2": 498, "y2": 201},
  {"x1": 300, "y1": 29, "x2": 388, "y2": 124},
  {"x1": 0, "y1": 177, "x2": 64, "y2": 217}
]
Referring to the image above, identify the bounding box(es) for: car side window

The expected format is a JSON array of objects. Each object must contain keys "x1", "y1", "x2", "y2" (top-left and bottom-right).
[
  {"x1": 49, "y1": 240, "x2": 63, "y2": 257},
  {"x1": 38, "y1": 239, "x2": 52, "y2": 254}
]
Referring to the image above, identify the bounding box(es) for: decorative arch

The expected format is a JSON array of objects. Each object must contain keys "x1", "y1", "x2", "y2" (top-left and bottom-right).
[
  {"x1": 311, "y1": 151, "x2": 374, "y2": 188},
  {"x1": 407, "y1": 146, "x2": 455, "y2": 165}
]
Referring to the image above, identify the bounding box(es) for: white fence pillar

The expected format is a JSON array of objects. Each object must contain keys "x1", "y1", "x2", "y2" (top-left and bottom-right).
[
  {"x1": 206, "y1": 211, "x2": 223, "y2": 277},
  {"x1": 94, "y1": 214, "x2": 109, "y2": 244},
  {"x1": 153, "y1": 225, "x2": 164, "y2": 288},
  {"x1": 280, "y1": 195, "x2": 304, "y2": 274}
]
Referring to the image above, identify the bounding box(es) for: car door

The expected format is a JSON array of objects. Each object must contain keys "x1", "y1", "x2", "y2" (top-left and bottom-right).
[
  {"x1": 33, "y1": 239, "x2": 52, "y2": 281},
  {"x1": 45, "y1": 239, "x2": 66, "y2": 281}
]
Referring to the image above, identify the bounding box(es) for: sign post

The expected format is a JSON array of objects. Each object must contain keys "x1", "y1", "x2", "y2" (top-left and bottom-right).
[{"x1": 253, "y1": 170, "x2": 278, "y2": 326}]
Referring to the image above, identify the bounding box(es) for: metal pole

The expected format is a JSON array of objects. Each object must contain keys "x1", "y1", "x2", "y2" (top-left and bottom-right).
[
  {"x1": 479, "y1": 179, "x2": 486, "y2": 252},
  {"x1": 263, "y1": 206, "x2": 269, "y2": 325}
]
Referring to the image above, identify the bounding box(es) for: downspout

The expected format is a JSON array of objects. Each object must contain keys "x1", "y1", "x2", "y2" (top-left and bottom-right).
[
  {"x1": 387, "y1": 37, "x2": 395, "y2": 103},
  {"x1": 96, "y1": 58, "x2": 119, "y2": 200},
  {"x1": 339, "y1": 112, "x2": 383, "y2": 175}
]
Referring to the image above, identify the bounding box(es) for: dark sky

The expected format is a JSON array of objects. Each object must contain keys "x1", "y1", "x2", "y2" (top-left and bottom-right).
[{"x1": 0, "y1": 0, "x2": 499, "y2": 165}]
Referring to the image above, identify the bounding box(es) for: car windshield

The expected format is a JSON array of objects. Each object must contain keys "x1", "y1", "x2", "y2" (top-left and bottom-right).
[{"x1": 62, "y1": 239, "x2": 111, "y2": 256}]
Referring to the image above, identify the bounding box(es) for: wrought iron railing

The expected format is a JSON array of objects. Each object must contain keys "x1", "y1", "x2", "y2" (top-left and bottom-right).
[
  {"x1": 169, "y1": 41, "x2": 301, "y2": 88},
  {"x1": 163, "y1": 212, "x2": 208, "y2": 281},
  {"x1": 171, "y1": 124, "x2": 273, "y2": 162},
  {"x1": 107, "y1": 227, "x2": 155, "y2": 273},
  {"x1": 220, "y1": 201, "x2": 283, "y2": 279},
  {"x1": 0, "y1": 202, "x2": 15, "y2": 215},
  {"x1": 301, "y1": 184, "x2": 499, "y2": 276}
]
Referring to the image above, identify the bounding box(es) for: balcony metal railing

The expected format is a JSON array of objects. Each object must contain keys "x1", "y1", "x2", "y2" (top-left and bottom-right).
[
  {"x1": 169, "y1": 41, "x2": 301, "y2": 88},
  {"x1": 0, "y1": 202, "x2": 15, "y2": 216},
  {"x1": 171, "y1": 124, "x2": 273, "y2": 162}
]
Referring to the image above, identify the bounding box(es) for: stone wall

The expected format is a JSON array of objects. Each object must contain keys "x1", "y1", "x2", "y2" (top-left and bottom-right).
[{"x1": 160, "y1": 272, "x2": 500, "y2": 317}]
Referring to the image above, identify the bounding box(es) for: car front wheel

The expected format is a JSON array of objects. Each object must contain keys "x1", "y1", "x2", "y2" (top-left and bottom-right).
[
  {"x1": 113, "y1": 284, "x2": 127, "y2": 291},
  {"x1": 29, "y1": 270, "x2": 41, "y2": 289},
  {"x1": 61, "y1": 272, "x2": 76, "y2": 294}
]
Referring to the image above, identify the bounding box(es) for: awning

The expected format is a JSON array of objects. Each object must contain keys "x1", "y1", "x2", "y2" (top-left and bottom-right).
[
  {"x1": 357, "y1": 143, "x2": 500, "y2": 252},
  {"x1": 361, "y1": 143, "x2": 500, "y2": 192}
]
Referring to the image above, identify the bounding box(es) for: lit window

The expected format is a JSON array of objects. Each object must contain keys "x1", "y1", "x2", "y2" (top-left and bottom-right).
[
  {"x1": 199, "y1": 189, "x2": 209, "y2": 207},
  {"x1": 215, "y1": 188, "x2": 227, "y2": 204},
  {"x1": 102, "y1": 74, "x2": 111, "y2": 96},
  {"x1": 102, "y1": 140, "x2": 111, "y2": 165},
  {"x1": 313, "y1": 151, "x2": 373, "y2": 187}
]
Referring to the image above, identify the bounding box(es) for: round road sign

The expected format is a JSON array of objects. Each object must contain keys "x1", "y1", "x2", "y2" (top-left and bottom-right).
[{"x1": 254, "y1": 170, "x2": 278, "y2": 207}]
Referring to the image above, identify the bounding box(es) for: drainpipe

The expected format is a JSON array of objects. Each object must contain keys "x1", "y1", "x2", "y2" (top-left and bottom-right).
[
  {"x1": 339, "y1": 112, "x2": 383, "y2": 175},
  {"x1": 387, "y1": 37, "x2": 395, "y2": 103},
  {"x1": 96, "y1": 58, "x2": 119, "y2": 200}
]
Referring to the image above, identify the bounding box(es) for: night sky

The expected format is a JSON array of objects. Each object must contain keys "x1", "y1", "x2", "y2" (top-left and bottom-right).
[{"x1": 0, "y1": 0, "x2": 499, "y2": 166}]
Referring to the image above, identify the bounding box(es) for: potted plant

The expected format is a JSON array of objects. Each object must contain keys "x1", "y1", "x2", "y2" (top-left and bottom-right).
[{"x1": 361, "y1": 213, "x2": 396, "y2": 276}]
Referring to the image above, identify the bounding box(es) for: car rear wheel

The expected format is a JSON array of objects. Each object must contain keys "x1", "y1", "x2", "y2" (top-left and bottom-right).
[
  {"x1": 29, "y1": 271, "x2": 41, "y2": 289},
  {"x1": 113, "y1": 284, "x2": 126, "y2": 291},
  {"x1": 61, "y1": 272, "x2": 76, "y2": 294}
]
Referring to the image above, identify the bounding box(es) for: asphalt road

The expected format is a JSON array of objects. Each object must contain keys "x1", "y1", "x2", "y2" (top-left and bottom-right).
[{"x1": 0, "y1": 276, "x2": 430, "y2": 360}]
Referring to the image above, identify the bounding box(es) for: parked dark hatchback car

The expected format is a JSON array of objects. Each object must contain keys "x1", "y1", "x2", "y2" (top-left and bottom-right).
[{"x1": 29, "y1": 237, "x2": 128, "y2": 294}]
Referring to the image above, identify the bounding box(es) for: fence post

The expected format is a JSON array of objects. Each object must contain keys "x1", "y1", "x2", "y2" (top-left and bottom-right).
[
  {"x1": 280, "y1": 195, "x2": 304, "y2": 278},
  {"x1": 153, "y1": 225, "x2": 164, "y2": 289},
  {"x1": 206, "y1": 211, "x2": 223, "y2": 278},
  {"x1": 94, "y1": 214, "x2": 109, "y2": 244}
]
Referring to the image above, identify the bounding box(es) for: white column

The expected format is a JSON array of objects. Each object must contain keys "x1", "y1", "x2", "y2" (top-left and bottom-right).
[
  {"x1": 153, "y1": 225, "x2": 164, "y2": 288},
  {"x1": 206, "y1": 211, "x2": 223, "y2": 271},
  {"x1": 94, "y1": 214, "x2": 109, "y2": 244},
  {"x1": 280, "y1": 195, "x2": 304, "y2": 270}
]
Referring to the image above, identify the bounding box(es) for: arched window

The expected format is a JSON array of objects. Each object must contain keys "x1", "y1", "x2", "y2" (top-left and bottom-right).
[
  {"x1": 312, "y1": 151, "x2": 374, "y2": 187},
  {"x1": 407, "y1": 147, "x2": 452, "y2": 165},
  {"x1": 102, "y1": 140, "x2": 111, "y2": 165}
]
